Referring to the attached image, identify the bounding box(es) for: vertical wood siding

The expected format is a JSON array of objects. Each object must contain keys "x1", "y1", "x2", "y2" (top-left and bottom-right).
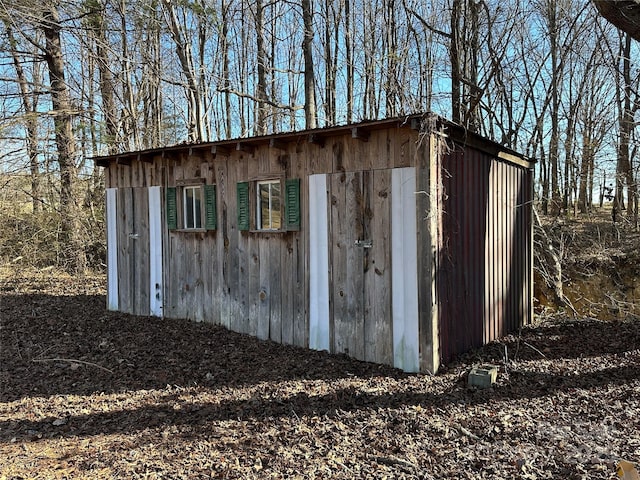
[
  {"x1": 103, "y1": 120, "x2": 532, "y2": 373},
  {"x1": 116, "y1": 187, "x2": 150, "y2": 316},
  {"x1": 366, "y1": 169, "x2": 393, "y2": 365},
  {"x1": 151, "y1": 128, "x2": 420, "y2": 357}
]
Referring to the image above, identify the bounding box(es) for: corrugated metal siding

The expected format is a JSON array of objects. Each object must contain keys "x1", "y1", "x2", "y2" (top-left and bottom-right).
[{"x1": 436, "y1": 142, "x2": 533, "y2": 364}]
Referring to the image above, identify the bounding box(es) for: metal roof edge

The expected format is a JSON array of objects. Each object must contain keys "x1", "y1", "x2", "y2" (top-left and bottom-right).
[
  {"x1": 93, "y1": 112, "x2": 533, "y2": 169},
  {"x1": 437, "y1": 119, "x2": 535, "y2": 169}
]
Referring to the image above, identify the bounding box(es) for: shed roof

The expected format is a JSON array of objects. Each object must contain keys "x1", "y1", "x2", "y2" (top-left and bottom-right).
[{"x1": 94, "y1": 113, "x2": 534, "y2": 169}]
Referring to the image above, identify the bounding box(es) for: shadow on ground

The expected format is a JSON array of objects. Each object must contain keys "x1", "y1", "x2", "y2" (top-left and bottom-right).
[
  {"x1": 1, "y1": 292, "x2": 406, "y2": 402},
  {"x1": 1, "y1": 291, "x2": 639, "y2": 444}
]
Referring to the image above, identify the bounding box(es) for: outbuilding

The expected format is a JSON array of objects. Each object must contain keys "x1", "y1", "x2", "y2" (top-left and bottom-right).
[{"x1": 96, "y1": 113, "x2": 534, "y2": 373}]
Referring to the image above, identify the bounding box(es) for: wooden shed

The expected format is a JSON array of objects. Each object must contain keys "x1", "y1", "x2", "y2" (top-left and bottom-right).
[{"x1": 96, "y1": 113, "x2": 534, "y2": 373}]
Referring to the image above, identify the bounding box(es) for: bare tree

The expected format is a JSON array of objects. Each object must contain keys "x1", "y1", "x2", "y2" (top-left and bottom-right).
[
  {"x1": 612, "y1": 32, "x2": 640, "y2": 226},
  {"x1": 253, "y1": 0, "x2": 269, "y2": 134},
  {"x1": 84, "y1": 0, "x2": 120, "y2": 154},
  {"x1": 3, "y1": 20, "x2": 41, "y2": 212},
  {"x1": 41, "y1": 5, "x2": 87, "y2": 272},
  {"x1": 301, "y1": 0, "x2": 317, "y2": 128},
  {"x1": 161, "y1": 0, "x2": 207, "y2": 142}
]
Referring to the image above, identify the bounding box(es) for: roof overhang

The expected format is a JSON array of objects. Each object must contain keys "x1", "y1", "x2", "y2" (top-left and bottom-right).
[{"x1": 93, "y1": 113, "x2": 534, "y2": 170}]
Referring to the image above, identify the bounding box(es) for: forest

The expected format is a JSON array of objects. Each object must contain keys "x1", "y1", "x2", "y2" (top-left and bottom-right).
[
  {"x1": 0, "y1": 0, "x2": 638, "y2": 275},
  {"x1": 1, "y1": 2, "x2": 640, "y2": 477}
]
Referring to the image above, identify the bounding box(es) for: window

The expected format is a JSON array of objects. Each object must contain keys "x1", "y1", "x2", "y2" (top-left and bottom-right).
[
  {"x1": 183, "y1": 186, "x2": 202, "y2": 229},
  {"x1": 166, "y1": 184, "x2": 217, "y2": 231},
  {"x1": 256, "y1": 180, "x2": 281, "y2": 230},
  {"x1": 237, "y1": 178, "x2": 300, "y2": 232}
]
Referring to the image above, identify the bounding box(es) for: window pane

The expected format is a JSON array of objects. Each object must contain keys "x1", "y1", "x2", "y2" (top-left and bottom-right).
[
  {"x1": 256, "y1": 180, "x2": 281, "y2": 230},
  {"x1": 184, "y1": 186, "x2": 202, "y2": 229},
  {"x1": 185, "y1": 188, "x2": 194, "y2": 229},
  {"x1": 258, "y1": 183, "x2": 270, "y2": 230},
  {"x1": 194, "y1": 189, "x2": 202, "y2": 228},
  {"x1": 271, "y1": 182, "x2": 281, "y2": 229}
]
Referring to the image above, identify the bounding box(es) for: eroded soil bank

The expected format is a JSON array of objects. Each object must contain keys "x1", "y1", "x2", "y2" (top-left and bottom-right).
[{"x1": 535, "y1": 210, "x2": 640, "y2": 320}]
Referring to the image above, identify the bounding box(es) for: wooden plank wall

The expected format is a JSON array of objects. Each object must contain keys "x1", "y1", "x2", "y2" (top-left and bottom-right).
[
  {"x1": 105, "y1": 125, "x2": 426, "y2": 360},
  {"x1": 366, "y1": 169, "x2": 393, "y2": 365},
  {"x1": 115, "y1": 187, "x2": 150, "y2": 316}
]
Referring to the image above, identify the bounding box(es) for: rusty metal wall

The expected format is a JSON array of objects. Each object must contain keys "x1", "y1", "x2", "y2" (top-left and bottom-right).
[{"x1": 435, "y1": 142, "x2": 533, "y2": 364}]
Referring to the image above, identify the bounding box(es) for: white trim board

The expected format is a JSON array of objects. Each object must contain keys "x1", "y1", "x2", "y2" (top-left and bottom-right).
[
  {"x1": 106, "y1": 188, "x2": 118, "y2": 311},
  {"x1": 148, "y1": 186, "x2": 163, "y2": 317},
  {"x1": 391, "y1": 167, "x2": 420, "y2": 372},
  {"x1": 308, "y1": 174, "x2": 330, "y2": 351}
]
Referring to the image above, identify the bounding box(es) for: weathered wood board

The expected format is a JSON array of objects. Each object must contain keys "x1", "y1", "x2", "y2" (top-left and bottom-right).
[{"x1": 100, "y1": 116, "x2": 534, "y2": 373}]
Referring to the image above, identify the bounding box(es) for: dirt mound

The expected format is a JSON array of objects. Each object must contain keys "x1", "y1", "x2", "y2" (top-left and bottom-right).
[{"x1": 535, "y1": 208, "x2": 640, "y2": 319}]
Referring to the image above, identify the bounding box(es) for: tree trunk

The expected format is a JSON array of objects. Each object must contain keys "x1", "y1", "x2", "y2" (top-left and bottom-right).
[
  {"x1": 463, "y1": 0, "x2": 480, "y2": 132},
  {"x1": 577, "y1": 125, "x2": 594, "y2": 214},
  {"x1": 222, "y1": 0, "x2": 232, "y2": 138},
  {"x1": 5, "y1": 21, "x2": 41, "y2": 213},
  {"x1": 143, "y1": 4, "x2": 163, "y2": 149},
  {"x1": 384, "y1": 0, "x2": 397, "y2": 117},
  {"x1": 301, "y1": 0, "x2": 317, "y2": 128},
  {"x1": 345, "y1": 0, "x2": 353, "y2": 123},
  {"x1": 118, "y1": 0, "x2": 140, "y2": 150},
  {"x1": 42, "y1": 7, "x2": 86, "y2": 274},
  {"x1": 86, "y1": 0, "x2": 119, "y2": 154},
  {"x1": 162, "y1": 0, "x2": 205, "y2": 142},
  {"x1": 548, "y1": 0, "x2": 562, "y2": 216},
  {"x1": 615, "y1": 33, "x2": 637, "y2": 224},
  {"x1": 254, "y1": 0, "x2": 268, "y2": 135},
  {"x1": 450, "y1": 0, "x2": 462, "y2": 124}
]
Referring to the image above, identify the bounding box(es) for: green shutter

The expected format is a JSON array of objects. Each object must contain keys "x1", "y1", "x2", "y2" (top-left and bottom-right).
[
  {"x1": 285, "y1": 178, "x2": 301, "y2": 231},
  {"x1": 166, "y1": 187, "x2": 177, "y2": 230},
  {"x1": 237, "y1": 181, "x2": 250, "y2": 231},
  {"x1": 204, "y1": 184, "x2": 217, "y2": 230}
]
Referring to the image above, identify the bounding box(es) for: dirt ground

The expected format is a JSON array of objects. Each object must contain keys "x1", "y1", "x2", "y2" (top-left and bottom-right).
[
  {"x1": 535, "y1": 208, "x2": 640, "y2": 319},
  {"x1": 1, "y1": 267, "x2": 639, "y2": 479}
]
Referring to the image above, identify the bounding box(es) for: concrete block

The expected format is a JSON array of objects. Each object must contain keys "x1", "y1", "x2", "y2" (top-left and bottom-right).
[{"x1": 468, "y1": 365, "x2": 498, "y2": 389}]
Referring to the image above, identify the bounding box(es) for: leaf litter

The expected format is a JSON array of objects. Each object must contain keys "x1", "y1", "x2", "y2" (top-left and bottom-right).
[{"x1": 1, "y1": 270, "x2": 639, "y2": 479}]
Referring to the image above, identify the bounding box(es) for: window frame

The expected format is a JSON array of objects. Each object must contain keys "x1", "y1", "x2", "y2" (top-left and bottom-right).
[
  {"x1": 166, "y1": 180, "x2": 217, "y2": 232},
  {"x1": 182, "y1": 185, "x2": 203, "y2": 230},
  {"x1": 236, "y1": 175, "x2": 300, "y2": 233},
  {"x1": 255, "y1": 179, "x2": 282, "y2": 231}
]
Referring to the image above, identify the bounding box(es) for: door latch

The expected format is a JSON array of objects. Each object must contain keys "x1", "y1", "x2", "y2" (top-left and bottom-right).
[{"x1": 354, "y1": 239, "x2": 372, "y2": 248}]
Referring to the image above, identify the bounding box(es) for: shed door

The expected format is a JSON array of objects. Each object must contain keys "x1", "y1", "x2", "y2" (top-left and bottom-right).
[
  {"x1": 117, "y1": 187, "x2": 150, "y2": 316},
  {"x1": 329, "y1": 170, "x2": 393, "y2": 365},
  {"x1": 309, "y1": 168, "x2": 420, "y2": 372}
]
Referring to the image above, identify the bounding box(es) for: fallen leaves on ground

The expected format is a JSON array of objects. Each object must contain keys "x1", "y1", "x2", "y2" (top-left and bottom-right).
[{"x1": 1, "y1": 270, "x2": 639, "y2": 479}]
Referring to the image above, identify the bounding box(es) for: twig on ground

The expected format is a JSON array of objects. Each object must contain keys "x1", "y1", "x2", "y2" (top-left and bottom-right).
[
  {"x1": 13, "y1": 333, "x2": 23, "y2": 361},
  {"x1": 524, "y1": 342, "x2": 547, "y2": 358},
  {"x1": 455, "y1": 424, "x2": 481, "y2": 441},
  {"x1": 32, "y1": 357, "x2": 113, "y2": 373},
  {"x1": 371, "y1": 455, "x2": 417, "y2": 469},
  {"x1": 503, "y1": 344, "x2": 509, "y2": 373}
]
